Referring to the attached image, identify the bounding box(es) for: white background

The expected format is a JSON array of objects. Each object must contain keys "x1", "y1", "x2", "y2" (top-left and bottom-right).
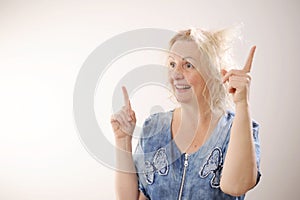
[{"x1": 0, "y1": 0, "x2": 299, "y2": 199}]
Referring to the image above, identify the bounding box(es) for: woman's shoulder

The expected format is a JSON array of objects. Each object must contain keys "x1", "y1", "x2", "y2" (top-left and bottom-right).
[
  {"x1": 139, "y1": 110, "x2": 173, "y2": 140},
  {"x1": 134, "y1": 110, "x2": 174, "y2": 154},
  {"x1": 143, "y1": 109, "x2": 174, "y2": 127}
]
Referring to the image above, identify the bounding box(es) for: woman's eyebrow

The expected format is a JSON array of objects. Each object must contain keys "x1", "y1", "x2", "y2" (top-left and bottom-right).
[
  {"x1": 167, "y1": 55, "x2": 176, "y2": 60},
  {"x1": 183, "y1": 56, "x2": 197, "y2": 62}
]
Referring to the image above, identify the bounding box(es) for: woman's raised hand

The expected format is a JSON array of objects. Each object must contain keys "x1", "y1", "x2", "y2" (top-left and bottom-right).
[
  {"x1": 221, "y1": 46, "x2": 256, "y2": 105},
  {"x1": 111, "y1": 86, "x2": 136, "y2": 140}
]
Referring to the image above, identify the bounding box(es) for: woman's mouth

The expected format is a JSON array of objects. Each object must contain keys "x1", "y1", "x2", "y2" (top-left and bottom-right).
[{"x1": 175, "y1": 84, "x2": 191, "y2": 91}]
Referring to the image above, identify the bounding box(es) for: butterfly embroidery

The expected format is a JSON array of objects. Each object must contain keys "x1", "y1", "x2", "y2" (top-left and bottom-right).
[
  {"x1": 144, "y1": 148, "x2": 169, "y2": 185},
  {"x1": 199, "y1": 147, "x2": 223, "y2": 188}
]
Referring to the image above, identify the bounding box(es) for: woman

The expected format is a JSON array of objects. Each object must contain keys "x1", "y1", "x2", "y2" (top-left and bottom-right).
[{"x1": 111, "y1": 28, "x2": 261, "y2": 200}]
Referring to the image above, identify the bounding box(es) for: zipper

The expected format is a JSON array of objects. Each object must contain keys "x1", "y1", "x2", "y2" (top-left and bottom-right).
[{"x1": 178, "y1": 153, "x2": 189, "y2": 200}]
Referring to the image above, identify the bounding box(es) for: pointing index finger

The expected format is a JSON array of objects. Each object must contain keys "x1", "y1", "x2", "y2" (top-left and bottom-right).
[
  {"x1": 243, "y1": 46, "x2": 256, "y2": 72},
  {"x1": 122, "y1": 86, "x2": 131, "y2": 109}
]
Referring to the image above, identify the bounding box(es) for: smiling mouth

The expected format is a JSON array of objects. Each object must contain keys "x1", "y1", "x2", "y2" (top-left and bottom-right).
[{"x1": 175, "y1": 84, "x2": 191, "y2": 90}]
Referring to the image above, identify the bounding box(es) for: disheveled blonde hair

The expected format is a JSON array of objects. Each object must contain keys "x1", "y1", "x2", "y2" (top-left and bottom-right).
[{"x1": 169, "y1": 27, "x2": 240, "y2": 114}]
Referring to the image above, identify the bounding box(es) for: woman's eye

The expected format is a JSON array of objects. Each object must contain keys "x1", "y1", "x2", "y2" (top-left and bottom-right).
[
  {"x1": 169, "y1": 61, "x2": 176, "y2": 68},
  {"x1": 184, "y1": 62, "x2": 194, "y2": 69}
]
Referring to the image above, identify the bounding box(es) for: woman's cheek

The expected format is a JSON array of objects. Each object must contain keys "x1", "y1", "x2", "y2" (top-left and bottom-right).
[
  {"x1": 184, "y1": 73, "x2": 201, "y2": 85},
  {"x1": 168, "y1": 73, "x2": 173, "y2": 85}
]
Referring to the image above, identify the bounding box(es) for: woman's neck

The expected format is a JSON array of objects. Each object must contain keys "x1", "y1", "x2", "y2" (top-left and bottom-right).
[
  {"x1": 180, "y1": 99, "x2": 212, "y2": 126},
  {"x1": 173, "y1": 102, "x2": 223, "y2": 154}
]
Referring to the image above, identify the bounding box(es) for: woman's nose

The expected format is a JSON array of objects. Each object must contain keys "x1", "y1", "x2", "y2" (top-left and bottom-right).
[{"x1": 172, "y1": 66, "x2": 184, "y2": 80}]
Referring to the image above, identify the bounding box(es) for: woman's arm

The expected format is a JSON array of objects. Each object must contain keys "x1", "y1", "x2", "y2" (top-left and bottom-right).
[
  {"x1": 114, "y1": 137, "x2": 139, "y2": 200},
  {"x1": 220, "y1": 46, "x2": 259, "y2": 196},
  {"x1": 220, "y1": 103, "x2": 257, "y2": 196},
  {"x1": 111, "y1": 87, "x2": 142, "y2": 200}
]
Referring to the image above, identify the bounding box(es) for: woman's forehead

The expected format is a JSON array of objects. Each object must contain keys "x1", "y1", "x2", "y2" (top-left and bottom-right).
[{"x1": 169, "y1": 40, "x2": 201, "y2": 61}]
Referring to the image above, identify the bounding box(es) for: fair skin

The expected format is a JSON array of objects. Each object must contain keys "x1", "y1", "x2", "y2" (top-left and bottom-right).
[
  {"x1": 167, "y1": 40, "x2": 221, "y2": 153},
  {"x1": 111, "y1": 40, "x2": 258, "y2": 199}
]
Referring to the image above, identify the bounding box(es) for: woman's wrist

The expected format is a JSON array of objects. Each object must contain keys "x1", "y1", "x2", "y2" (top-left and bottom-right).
[
  {"x1": 235, "y1": 100, "x2": 250, "y2": 110},
  {"x1": 115, "y1": 136, "x2": 133, "y2": 152}
]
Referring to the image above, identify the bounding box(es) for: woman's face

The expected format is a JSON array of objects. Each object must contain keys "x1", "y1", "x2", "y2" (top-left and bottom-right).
[{"x1": 168, "y1": 40, "x2": 208, "y2": 104}]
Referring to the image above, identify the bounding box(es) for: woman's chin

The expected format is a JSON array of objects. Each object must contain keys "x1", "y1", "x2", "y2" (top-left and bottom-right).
[
  {"x1": 175, "y1": 96, "x2": 192, "y2": 104},
  {"x1": 174, "y1": 88, "x2": 193, "y2": 102}
]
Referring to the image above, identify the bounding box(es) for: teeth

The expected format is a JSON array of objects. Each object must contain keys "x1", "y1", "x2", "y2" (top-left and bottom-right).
[{"x1": 175, "y1": 85, "x2": 191, "y2": 89}]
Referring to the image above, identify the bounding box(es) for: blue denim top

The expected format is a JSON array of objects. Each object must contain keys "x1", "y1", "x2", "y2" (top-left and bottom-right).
[{"x1": 133, "y1": 110, "x2": 261, "y2": 200}]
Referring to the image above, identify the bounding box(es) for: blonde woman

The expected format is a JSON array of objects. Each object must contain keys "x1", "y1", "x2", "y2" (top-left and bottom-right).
[{"x1": 111, "y1": 28, "x2": 261, "y2": 200}]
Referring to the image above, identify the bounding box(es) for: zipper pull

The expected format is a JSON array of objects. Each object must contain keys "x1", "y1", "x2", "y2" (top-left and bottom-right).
[{"x1": 184, "y1": 153, "x2": 189, "y2": 167}]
